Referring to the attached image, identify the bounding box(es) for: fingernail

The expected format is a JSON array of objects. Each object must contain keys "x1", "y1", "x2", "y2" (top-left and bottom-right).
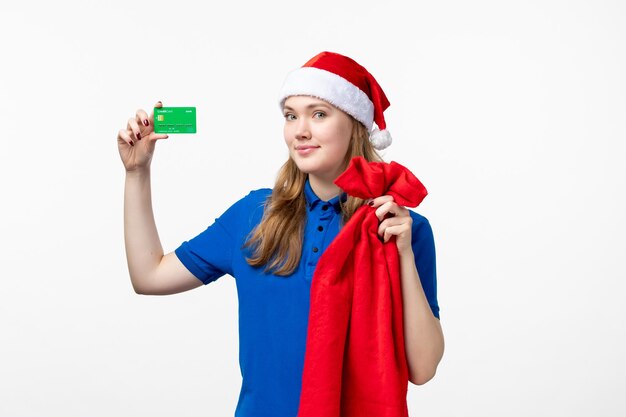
[
  {"x1": 136, "y1": 132, "x2": 141, "y2": 140},
  {"x1": 130, "y1": 140, "x2": 134, "y2": 146},
  {"x1": 143, "y1": 119, "x2": 149, "y2": 126},
  {"x1": 368, "y1": 201, "x2": 374, "y2": 206}
]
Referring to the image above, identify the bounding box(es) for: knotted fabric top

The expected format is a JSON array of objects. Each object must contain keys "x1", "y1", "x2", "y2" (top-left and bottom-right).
[{"x1": 297, "y1": 156, "x2": 428, "y2": 417}]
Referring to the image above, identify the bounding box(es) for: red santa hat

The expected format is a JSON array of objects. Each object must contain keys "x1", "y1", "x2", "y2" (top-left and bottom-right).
[{"x1": 278, "y1": 51, "x2": 393, "y2": 150}]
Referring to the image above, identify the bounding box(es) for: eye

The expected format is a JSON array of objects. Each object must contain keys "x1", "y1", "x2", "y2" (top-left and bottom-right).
[
  {"x1": 313, "y1": 111, "x2": 326, "y2": 119},
  {"x1": 284, "y1": 113, "x2": 296, "y2": 121}
]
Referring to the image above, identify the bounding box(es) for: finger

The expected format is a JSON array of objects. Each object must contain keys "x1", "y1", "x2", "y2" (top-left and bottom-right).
[
  {"x1": 118, "y1": 129, "x2": 135, "y2": 147},
  {"x1": 127, "y1": 118, "x2": 142, "y2": 141},
  {"x1": 390, "y1": 206, "x2": 409, "y2": 218},
  {"x1": 368, "y1": 195, "x2": 394, "y2": 208},
  {"x1": 149, "y1": 101, "x2": 163, "y2": 126},
  {"x1": 136, "y1": 109, "x2": 150, "y2": 127},
  {"x1": 378, "y1": 216, "x2": 411, "y2": 237},
  {"x1": 383, "y1": 224, "x2": 411, "y2": 243},
  {"x1": 376, "y1": 201, "x2": 411, "y2": 221},
  {"x1": 375, "y1": 201, "x2": 399, "y2": 221},
  {"x1": 146, "y1": 132, "x2": 169, "y2": 141}
]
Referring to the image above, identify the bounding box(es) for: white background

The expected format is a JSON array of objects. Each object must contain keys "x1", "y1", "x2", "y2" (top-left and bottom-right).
[{"x1": 1, "y1": 0, "x2": 624, "y2": 416}]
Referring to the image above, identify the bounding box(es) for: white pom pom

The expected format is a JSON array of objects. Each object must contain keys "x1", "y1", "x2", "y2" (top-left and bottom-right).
[{"x1": 369, "y1": 128, "x2": 392, "y2": 150}]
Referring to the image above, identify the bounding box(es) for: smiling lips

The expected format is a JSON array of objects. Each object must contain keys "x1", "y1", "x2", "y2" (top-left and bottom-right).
[{"x1": 295, "y1": 145, "x2": 320, "y2": 155}]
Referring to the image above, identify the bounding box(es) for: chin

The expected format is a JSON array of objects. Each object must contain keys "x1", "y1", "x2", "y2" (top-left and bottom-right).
[
  {"x1": 290, "y1": 155, "x2": 313, "y2": 171},
  {"x1": 293, "y1": 162, "x2": 323, "y2": 177},
  {"x1": 294, "y1": 162, "x2": 318, "y2": 175},
  {"x1": 290, "y1": 154, "x2": 343, "y2": 179}
]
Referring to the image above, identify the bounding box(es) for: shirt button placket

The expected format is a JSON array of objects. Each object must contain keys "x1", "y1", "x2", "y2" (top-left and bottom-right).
[
  {"x1": 315, "y1": 206, "x2": 333, "y2": 254},
  {"x1": 306, "y1": 202, "x2": 336, "y2": 282}
]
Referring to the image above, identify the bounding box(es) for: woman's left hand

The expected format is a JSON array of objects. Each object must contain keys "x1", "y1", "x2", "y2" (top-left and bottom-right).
[{"x1": 367, "y1": 195, "x2": 412, "y2": 255}]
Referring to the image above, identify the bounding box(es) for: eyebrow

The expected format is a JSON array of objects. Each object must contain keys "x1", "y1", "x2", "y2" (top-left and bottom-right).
[{"x1": 283, "y1": 102, "x2": 332, "y2": 112}]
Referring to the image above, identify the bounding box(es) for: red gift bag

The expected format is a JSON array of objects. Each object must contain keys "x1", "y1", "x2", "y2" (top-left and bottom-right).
[{"x1": 297, "y1": 156, "x2": 428, "y2": 417}]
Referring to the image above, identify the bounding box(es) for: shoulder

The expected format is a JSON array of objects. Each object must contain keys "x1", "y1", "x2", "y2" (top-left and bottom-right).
[
  {"x1": 408, "y1": 209, "x2": 432, "y2": 230},
  {"x1": 235, "y1": 188, "x2": 272, "y2": 209},
  {"x1": 217, "y1": 188, "x2": 272, "y2": 237},
  {"x1": 227, "y1": 188, "x2": 272, "y2": 212},
  {"x1": 407, "y1": 209, "x2": 435, "y2": 243}
]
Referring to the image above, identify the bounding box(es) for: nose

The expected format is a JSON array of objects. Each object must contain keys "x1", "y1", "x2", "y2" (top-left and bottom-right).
[{"x1": 295, "y1": 118, "x2": 311, "y2": 140}]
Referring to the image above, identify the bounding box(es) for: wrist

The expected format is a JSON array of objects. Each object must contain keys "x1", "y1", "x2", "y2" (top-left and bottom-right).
[
  {"x1": 398, "y1": 245, "x2": 414, "y2": 260},
  {"x1": 125, "y1": 167, "x2": 151, "y2": 179}
]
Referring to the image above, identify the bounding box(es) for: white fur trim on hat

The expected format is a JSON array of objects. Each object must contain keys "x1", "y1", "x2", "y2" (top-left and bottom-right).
[{"x1": 278, "y1": 67, "x2": 375, "y2": 130}]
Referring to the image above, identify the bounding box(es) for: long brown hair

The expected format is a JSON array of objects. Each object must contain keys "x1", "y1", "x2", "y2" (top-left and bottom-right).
[{"x1": 243, "y1": 117, "x2": 383, "y2": 276}]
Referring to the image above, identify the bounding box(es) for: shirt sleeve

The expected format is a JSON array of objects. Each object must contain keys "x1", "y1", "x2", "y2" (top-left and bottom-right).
[
  {"x1": 410, "y1": 212, "x2": 440, "y2": 319},
  {"x1": 174, "y1": 191, "x2": 258, "y2": 285},
  {"x1": 175, "y1": 217, "x2": 235, "y2": 285}
]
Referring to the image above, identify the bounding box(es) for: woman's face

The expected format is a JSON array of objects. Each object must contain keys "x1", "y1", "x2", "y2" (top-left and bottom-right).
[{"x1": 283, "y1": 95, "x2": 353, "y2": 182}]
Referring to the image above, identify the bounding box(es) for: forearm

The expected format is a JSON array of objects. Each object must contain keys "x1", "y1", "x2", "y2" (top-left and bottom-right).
[
  {"x1": 399, "y1": 249, "x2": 444, "y2": 385},
  {"x1": 124, "y1": 169, "x2": 164, "y2": 293}
]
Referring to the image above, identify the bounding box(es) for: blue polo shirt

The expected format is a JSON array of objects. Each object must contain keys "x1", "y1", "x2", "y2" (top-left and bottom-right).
[{"x1": 174, "y1": 179, "x2": 439, "y2": 417}]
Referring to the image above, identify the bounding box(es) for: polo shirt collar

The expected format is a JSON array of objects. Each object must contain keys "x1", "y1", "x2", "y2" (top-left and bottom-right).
[{"x1": 304, "y1": 178, "x2": 347, "y2": 213}]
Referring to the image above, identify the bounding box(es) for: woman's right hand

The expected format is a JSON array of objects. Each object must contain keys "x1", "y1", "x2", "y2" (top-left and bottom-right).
[{"x1": 117, "y1": 101, "x2": 170, "y2": 173}]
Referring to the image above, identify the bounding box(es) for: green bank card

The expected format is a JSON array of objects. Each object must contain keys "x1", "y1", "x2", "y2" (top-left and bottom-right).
[{"x1": 153, "y1": 107, "x2": 196, "y2": 133}]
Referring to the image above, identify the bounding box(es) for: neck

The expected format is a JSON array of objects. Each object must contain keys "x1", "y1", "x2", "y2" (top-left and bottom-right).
[{"x1": 308, "y1": 174, "x2": 342, "y2": 201}]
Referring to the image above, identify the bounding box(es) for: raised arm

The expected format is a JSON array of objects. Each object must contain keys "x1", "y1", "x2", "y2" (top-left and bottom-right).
[{"x1": 118, "y1": 102, "x2": 202, "y2": 295}]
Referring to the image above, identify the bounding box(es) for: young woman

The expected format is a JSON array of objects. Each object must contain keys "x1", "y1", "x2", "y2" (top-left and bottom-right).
[{"x1": 118, "y1": 51, "x2": 444, "y2": 416}]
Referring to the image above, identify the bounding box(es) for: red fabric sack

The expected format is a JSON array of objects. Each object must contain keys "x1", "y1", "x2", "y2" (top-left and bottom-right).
[{"x1": 297, "y1": 156, "x2": 428, "y2": 417}]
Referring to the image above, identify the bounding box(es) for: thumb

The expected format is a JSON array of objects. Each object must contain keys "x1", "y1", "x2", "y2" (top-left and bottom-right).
[{"x1": 146, "y1": 132, "x2": 169, "y2": 141}]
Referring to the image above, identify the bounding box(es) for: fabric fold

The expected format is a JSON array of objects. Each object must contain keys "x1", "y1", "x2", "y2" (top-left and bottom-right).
[{"x1": 297, "y1": 156, "x2": 428, "y2": 417}]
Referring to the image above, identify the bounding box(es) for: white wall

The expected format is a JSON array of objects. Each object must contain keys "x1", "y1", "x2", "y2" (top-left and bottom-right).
[{"x1": 1, "y1": 0, "x2": 624, "y2": 416}]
